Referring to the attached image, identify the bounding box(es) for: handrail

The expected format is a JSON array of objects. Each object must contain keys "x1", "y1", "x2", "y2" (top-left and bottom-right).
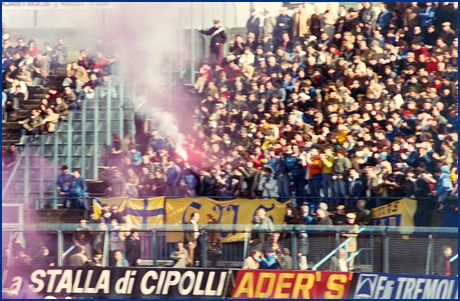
[
  {"x1": 311, "y1": 234, "x2": 358, "y2": 271},
  {"x1": 450, "y1": 253, "x2": 458, "y2": 263},
  {"x1": 346, "y1": 247, "x2": 373, "y2": 263}
]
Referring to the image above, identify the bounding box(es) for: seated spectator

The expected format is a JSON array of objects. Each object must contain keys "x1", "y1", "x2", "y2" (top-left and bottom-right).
[
  {"x1": 42, "y1": 108, "x2": 60, "y2": 133},
  {"x1": 330, "y1": 248, "x2": 348, "y2": 272},
  {"x1": 276, "y1": 248, "x2": 292, "y2": 270},
  {"x1": 87, "y1": 250, "x2": 103, "y2": 267},
  {"x1": 128, "y1": 144, "x2": 142, "y2": 166},
  {"x1": 63, "y1": 62, "x2": 89, "y2": 93},
  {"x1": 31, "y1": 53, "x2": 48, "y2": 86},
  {"x1": 243, "y1": 250, "x2": 261, "y2": 269},
  {"x1": 54, "y1": 97, "x2": 69, "y2": 119},
  {"x1": 114, "y1": 250, "x2": 129, "y2": 267},
  {"x1": 13, "y1": 249, "x2": 32, "y2": 266},
  {"x1": 256, "y1": 248, "x2": 279, "y2": 269},
  {"x1": 355, "y1": 199, "x2": 372, "y2": 225},
  {"x1": 18, "y1": 109, "x2": 43, "y2": 144},
  {"x1": 26, "y1": 39, "x2": 39, "y2": 56},
  {"x1": 105, "y1": 168, "x2": 127, "y2": 197},
  {"x1": 33, "y1": 247, "x2": 55, "y2": 267},
  {"x1": 170, "y1": 242, "x2": 188, "y2": 268}
]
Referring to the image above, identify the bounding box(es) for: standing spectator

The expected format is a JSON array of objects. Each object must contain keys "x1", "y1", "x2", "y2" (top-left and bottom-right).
[
  {"x1": 33, "y1": 247, "x2": 55, "y2": 267},
  {"x1": 297, "y1": 205, "x2": 313, "y2": 270},
  {"x1": 184, "y1": 212, "x2": 200, "y2": 267},
  {"x1": 56, "y1": 165, "x2": 72, "y2": 208},
  {"x1": 62, "y1": 62, "x2": 89, "y2": 93},
  {"x1": 434, "y1": 246, "x2": 453, "y2": 276},
  {"x1": 322, "y1": 3, "x2": 338, "y2": 40},
  {"x1": 316, "y1": 208, "x2": 333, "y2": 225},
  {"x1": 418, "y1": 2, "x2": 436, "y2": 34},
  {"x1": 403, "y1": 2, "x2": 421, "y2": 37},
  {"x1": 149, "y1": 130, "x2": 165, "y2": 153},
  {"x1": 87, "y1": 250, "x2": 103, "y2": 267},
  {"x1": 69, "y1": 245, "x2": 88, "y2": 267},
  {"x1": 165, "y1": 158, "x2": 182, "y2": 196},
  {"x1": 258, "y1": 166, "x2": 278, "y2": 198},
  {"x1": 292, "y1": 3, "x2": 311, "y2": 39},
  {"x1": 355, "y1": 199, "x2": 372, "y2": 225},
  {"x1": 73, "y1": 218, "x2": 93, "y2": 259},
  {"x1": 3, "y1": 143, "x2": 19, "y2": 172},
  {"x1": 125, "y1": 230, "x2": 142, "y2": 267},
  {"x1": 243, "y1": 250, "x2": 261, "y2": 269},
  {"x1": 273, "y1": 7, "x2": 292, "y2": 48},
  {"x1": 52, "y1": 38, "x2": 68, "y2": 70},
  {"x1": 256, "y1": 248, "x2": 279, "y2": 269},
  {"x1": 358, "y1": 2, "x2": 375, "y2": 38},
  {"x1": 249, "y1": 216, "x2": 265, "y2": 252},
  {"x1": 197, "y1": 20, "x2": 227, "y2": 66},
  {"x1": 128, "y1": 144, "x2": 142, "y2": 166},
  {"x1": 105, "y1": 168, "x2": 126, "y2": 197},
  {"x1": 346, "y1": 168, "x2": 364, "y2": 208},
  {"x1": 246, "y1": 8, "x2": 260, "y2": 41},
  {"x1": 333, "y1": 148, "x2": 352, "y2": 204},
  {"x1": 414, "y1": 169, "x2": 433, "y2": 226},
  {"x1": 375, "y1": 3, "x2": 391, "y2": 35},
  {"x1": 333, "y1": 205, "x2": 347, "y2": 225},
  {"x1": 439, "y1": 22, "x2": 456, "y2": 46},
  {"x1": 433, "y1": 166, "x2": 454, "y2": 210},
  {"x1": 263, "y1": 9, "x2": 277, "y2": 40},
  {"x1": 170, "y1": 242, "x2": 188, "y2": 268},
  {"x1": 319, "y1": 146, "x2": 335, "y2": 200},
  {"x1": 109, "y1": 219, "x2": 125, "y2": 266},
  {"x1": 66, "y1": 169, "x2": 89, "y2": 211},
  {"x1": 341, "y1": 213, "x2": 359, "y2": 271}
]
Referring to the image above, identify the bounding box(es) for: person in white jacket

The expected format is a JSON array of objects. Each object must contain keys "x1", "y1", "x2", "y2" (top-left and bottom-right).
[{"x1": 258, "y1": 166, "x2": 279, "y2": 198}]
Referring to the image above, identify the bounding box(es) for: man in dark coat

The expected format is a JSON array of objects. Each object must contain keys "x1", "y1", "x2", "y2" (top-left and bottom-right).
[
  {"x1": 184, "y1": 212, "x2": 201, "y2": 267},
  {"x1": 197, "y1": 20, "x2": 227, "y2": 66},
  {"x1": 125, "y1": 230, "x2": 142, "y2": 266},
  {"x1": 434, "y1": 246, "x2": 453, "y2": 276},
  {"x1": 273, "y1": 7, "x2": 292, "y2": 48},
  {"x1": 413, "y1": 169, "x2": 434, "y2": 226},
  {"x1": 358, "y1": 2, "x2": 375, "y2": 38},
  {"x1": 246, "y1": 8, "x2": 260, "y2": 41}
]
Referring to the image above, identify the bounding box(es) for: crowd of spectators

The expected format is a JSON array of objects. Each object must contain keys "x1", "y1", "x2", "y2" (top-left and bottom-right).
[
  {"x1": 2, "y1": 33, "x2": 117, "y2": 145},
  {"x1": 105, "y1": 3, "x2": 457, "y2": 226}
]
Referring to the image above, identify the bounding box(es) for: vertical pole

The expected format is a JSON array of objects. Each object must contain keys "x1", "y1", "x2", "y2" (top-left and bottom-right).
[
  {"x1": 39, "y1": 138, "x2": 45, "y2": 207},
  {"x1": 107, "y1": 76, "x2": 113, "y2": 147},
  {"x1": 291, "y1": 230, "x2": 297, "y2": 269},
  {"x1": 119, "y1": 75, "x2": 124, "y2": 139},
  {"x1": 370, "y1": 231, "x2": 374, "y2": 272},
  {"x1": 152, "y1": 230, "x2": 157, "y2": 267},
  {"x1": 81, "y1": 96, "x2": 87, "y2": 179},
  {"x1": 200, "y1": 230, "x2": 206, "y2": 267},
  {"x1": 57, "y1": 230, "x2": 63, "y2": 267},
  {"x1": 53, "y1": 128, "x2": 58, "y2": 209},
  {"x1": 103, "y1": 230, "x2": 109, "y2": 267},
  {"x1": 335, "y1": 232, "x2": 340, "y2": 248},
  {"x1": 24, "y1": 144, "x2": 30, "y2": 207},
  {"x1": 426, "y1": 235, "x2": 433, "y2": 275},
  {"x1": 382, "y1": 229, "x2": 389, "y2": 273},
  {"x1": 243, "y1": 232, "x2": 249, "y2": 261},
  {"x1": 94, "y1": 89, "x2": 100, "y2": 178},
  {"x1": 190, "y1": 3, "x2": 196, "y2": 85},
  {"x1": 66, "y1": 112, "x2": 72, "y2": 169},
  {"x1": 34, "y1": 10, "x2": 38, "y2": 28},
  {"x1": 7, "y1": 231, "x2": 13, "y2": 267}
]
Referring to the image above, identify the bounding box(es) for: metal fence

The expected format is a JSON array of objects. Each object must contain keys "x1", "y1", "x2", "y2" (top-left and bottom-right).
[{"x1": 2, "y1": 225, "x2": 457, "y2": 276}]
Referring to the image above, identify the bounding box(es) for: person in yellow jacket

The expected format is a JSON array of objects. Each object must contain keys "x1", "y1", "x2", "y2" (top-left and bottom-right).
[{"x1": 319, "y1": 146, "x2": 335, "y2": 199}]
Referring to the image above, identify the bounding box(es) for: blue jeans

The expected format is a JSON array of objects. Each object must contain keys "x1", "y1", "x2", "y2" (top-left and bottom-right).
[
  {"x1": 277, "y1": 173, "x2": 291, "y2": 202},
  {"x1": 322, "y1": 174, "x2": 333, "y2": 200},
  {"x1": 308, "y1": 175, "x2": 322, "y2": 204},
  {"x1": 333, "y1": 177, "x2": 347, "y2": 205}
]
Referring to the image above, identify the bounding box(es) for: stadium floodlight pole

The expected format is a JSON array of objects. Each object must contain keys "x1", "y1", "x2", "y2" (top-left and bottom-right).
[{"x1": 190, "y1": 2, "x2": 196, "y2": 84}]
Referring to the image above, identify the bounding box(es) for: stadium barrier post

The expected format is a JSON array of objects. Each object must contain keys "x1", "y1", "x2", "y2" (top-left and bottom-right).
[
  {"x1": 103, "y1": 230, "x2": 109, "y2": 267},
  {"x1": 426, "y1": 234, "x2": 433, "y2": 275},
  {"x1": 24, "y1": 143, "x2": 30, "y2": 207},
  {"x1": 291, "y1": 230, "x2": 297, "y2": 269},
  {"x1": 93, "y1": 88, "x2": 100, "y2": 178},
  {"x1": 57, "y1": 230, "x2": 63, "y2": 267},
  {"x1": 39, "y1": 136, "x2": 45, "y2": 205},
  {"x1": 52, "y1": 126, "x2": 58, "y2": 208},
  {"x1": 7, "y1": 230, "x2": 13, "y2": 267},
  {"x1": 81, "y1": 95, "x2": 87, "y2": 180},
  {"x1": 382, "y1": 228, "x2": 389, "y2": 273},
  {"x1": 370, "y1": 230, "x2": 374, "y2": 271},
  {"x1": 107, "y1": 76, "x2": 112, "y2": 147},
  {"x1": 66, "y1": 112, "x2": 73, "y2": 169},
  {"x1": 190, "y1": 2, "x2": 196, "y2": 85},
  {"x1": 242, "y1": 231, "x2": 249, "y2": 263},
  {"x1": 152, "y1": 230, "x2": 157, "y2": 267},
  {"x1": 200, "y1": 230, "x2": 206, "y2": 267},
  {"x1": 118, "y1": 75, "x2": 124, "y2": 139}
]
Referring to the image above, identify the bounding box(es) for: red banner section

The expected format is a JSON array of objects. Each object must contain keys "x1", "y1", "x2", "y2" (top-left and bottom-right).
[{"x1": 232, "y1": 270, "x2": 353, "y2": 299}]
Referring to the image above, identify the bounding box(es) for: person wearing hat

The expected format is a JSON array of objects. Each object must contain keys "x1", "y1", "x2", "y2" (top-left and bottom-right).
[
  {"x1": 263, "y1": 9, "x2": 277, "y2": 40},
  {"x1": 341, "y1": 212, "x2": 359, "y2": 270},
  {"x1": 439, "y1": 22, "x2": 456, "y2": 46},
  {"x1": 273, "y1": 7, "x2": 292, "y2": 48},
  {"x1": 87, "y1": 249, "x2": 103, "y2": 267},
  {"x1": 197, "y1": 20, "x2": 227, "y2": 66},
  {"x1": 246, "y1": 32, "x2": 259, "y2": 52},
  {"x1": 247, "y1": 8, "x2": 260, "y2": 41}
]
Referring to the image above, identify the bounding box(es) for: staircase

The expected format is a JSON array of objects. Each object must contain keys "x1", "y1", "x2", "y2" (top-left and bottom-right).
[{"x1": 2, "y1": 71, "x2": 135, "y2": 208}]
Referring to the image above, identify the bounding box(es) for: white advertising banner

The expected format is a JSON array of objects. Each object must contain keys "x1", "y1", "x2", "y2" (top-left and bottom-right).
[{"x1": 2, "y1": 2, "x2": 113, "y2": 10}]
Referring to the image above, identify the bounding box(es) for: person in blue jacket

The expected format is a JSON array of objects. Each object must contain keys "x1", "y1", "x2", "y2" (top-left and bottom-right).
[
  {"x1": 346, "y1": 168, "x2": 363, "y2": 209},
  {"x1": 418, "y1": 2, "x2": 436, "y2": 34},
  {"x1": 66, "y1": 169, "x2": 89, "y2": 211},
  {"x1": 281, "y1": 150, "x2": 305, "y2": 206},
  {"x1": 256, "y1": 248, "x2": 279, "y2": 269},
  {"x1": 128, "y1": 144, "x2": 142, "y2": 167},
  {"x1": 375, "y1": 3, "x2": 391, "y2": 35},
  {"x1": 165, "y1": 158, "x2": 182, "y2": 196},
  {"x1": 56, "y1": 165, "x2": 73, "y2": 209},
  {"x1": 433, "y1": 166, "x2": 454, "y2": 210}
]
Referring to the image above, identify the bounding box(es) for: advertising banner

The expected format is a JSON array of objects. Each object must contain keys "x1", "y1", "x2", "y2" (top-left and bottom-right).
[
  {"x1": 371, "y1": 198, "x2": 417, "y2": 229},
  {"x1": 232, "y1": 270, "x2": 353, "y2": 299},
  {"x1": 92, "y1": 197, "x2": 165, "y2": 226},
  {"x1": 353, "y1": 273, "x2": 458, "y2": 299},
  {"x1": 3, "y1": 267, "x2": 232, "y2": 299},
  {"x1": 2, "y1": 2, "x2": 113, "y2": 10},
  {"x1": 165, "y1": 198, "x2": 287, "y2": 243}
]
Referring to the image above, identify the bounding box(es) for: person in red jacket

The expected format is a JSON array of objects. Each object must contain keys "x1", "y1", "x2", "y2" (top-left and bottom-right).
[{"x1": 411, "y1": 41, "x2": 430, "y2": 60}]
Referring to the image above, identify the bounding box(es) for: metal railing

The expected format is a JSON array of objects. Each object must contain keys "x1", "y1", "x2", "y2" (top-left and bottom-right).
[{"x1": 2, "y1": 225, "x2": 457, "y2": 275}]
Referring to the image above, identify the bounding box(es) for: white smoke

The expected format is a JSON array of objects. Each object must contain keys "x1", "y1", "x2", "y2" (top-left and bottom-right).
[{"x1": 104, "y1": 3, "x2": 187, "y2": 158}]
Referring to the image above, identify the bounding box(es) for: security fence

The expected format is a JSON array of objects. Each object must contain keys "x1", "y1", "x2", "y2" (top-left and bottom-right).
[{"x1": 2, "y1": 225, "x2": 457, "y2": 276}]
